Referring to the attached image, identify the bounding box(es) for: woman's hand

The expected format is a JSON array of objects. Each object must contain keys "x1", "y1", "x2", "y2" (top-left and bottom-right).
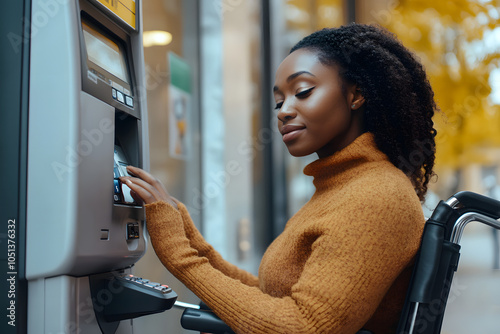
[{"x1": 120, "y1": 166, "x2": 178, "y2": 209}]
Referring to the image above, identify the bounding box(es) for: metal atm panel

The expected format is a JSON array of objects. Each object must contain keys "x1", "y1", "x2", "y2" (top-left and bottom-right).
[
  {"x1": 25, "y1": 1, "x2": 176, "y2": 333},
  {"x1": 26, "y1": 0, "x2": 146, "y2": 280}
]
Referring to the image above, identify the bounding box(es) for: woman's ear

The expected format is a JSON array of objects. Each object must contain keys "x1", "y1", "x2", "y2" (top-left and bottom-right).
[{"x1": 350, "y1": 87, "x2": 365, "y2": 110}]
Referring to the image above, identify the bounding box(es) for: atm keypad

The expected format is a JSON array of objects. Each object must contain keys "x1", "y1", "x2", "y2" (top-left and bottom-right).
[{"x1": 119, "y1": 274, "x2": 173, "y2": 294}]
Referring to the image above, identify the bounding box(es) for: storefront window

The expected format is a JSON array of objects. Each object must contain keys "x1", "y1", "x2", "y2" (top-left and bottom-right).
[{"x1": 134, "y1": 1, "x2": 202, "y2": 332}]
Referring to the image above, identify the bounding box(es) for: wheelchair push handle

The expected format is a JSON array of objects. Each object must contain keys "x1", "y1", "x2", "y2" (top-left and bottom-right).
[{"x1": 453, "y1": 191, "x2": 500, "y2": 219}]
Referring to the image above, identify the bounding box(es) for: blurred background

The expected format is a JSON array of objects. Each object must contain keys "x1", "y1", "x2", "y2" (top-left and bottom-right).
[{"x1": 134, "y1": 0, "x2": 500, "y2": 332}]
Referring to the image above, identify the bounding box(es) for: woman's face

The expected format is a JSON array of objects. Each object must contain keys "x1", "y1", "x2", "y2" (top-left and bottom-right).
[{"x1": 273, "y1": 49, "x2": 364, "y2": 158}]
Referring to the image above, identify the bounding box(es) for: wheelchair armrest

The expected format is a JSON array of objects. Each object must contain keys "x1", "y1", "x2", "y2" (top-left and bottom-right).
[
  {"x1": 180, "y1": 308, "x2": 372, "y2": 334},
  {"x1": 180, "y1": 308, "x2": 235, "y2": 334}
]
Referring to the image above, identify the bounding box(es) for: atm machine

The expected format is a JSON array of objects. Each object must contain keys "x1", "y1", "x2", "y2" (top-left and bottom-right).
[{"x1": 1, "y1": 0, "x2": 177, "y2": 333}]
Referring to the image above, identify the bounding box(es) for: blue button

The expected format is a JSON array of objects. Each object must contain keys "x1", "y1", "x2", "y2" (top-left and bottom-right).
[{"x1": 114, "y1": 180, "x2": 121, "y2": 194}]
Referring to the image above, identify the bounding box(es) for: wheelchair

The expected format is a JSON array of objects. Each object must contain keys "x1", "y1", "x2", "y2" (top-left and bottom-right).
[{"x1": 174, "y1": 191, "x2": 500, "y2": 334}]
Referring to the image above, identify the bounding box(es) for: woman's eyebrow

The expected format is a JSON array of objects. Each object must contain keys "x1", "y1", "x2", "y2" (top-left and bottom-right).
[
  {"x1": 273, "y1": 71, "x2": 316, "y2": 92},
  {"x1": 287, "y1": 70, "x2": 315, "y2": 83}
]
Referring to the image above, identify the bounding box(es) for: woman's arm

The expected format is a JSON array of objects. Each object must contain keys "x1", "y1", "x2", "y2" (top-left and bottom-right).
[
  {"x1": 121, "y1": 166, "x2": 258, "y2": 287},
  {"x1": 176, "y1": 202, "x2": 259, "y2": 287},
  {"x1": 145, "y1": 199, "x2": 418, "y2": 334}
]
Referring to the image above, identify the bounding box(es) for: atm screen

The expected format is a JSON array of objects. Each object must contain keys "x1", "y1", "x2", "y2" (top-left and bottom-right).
[{"x1": 82, "y1": 21, "x2": 129, "y2": 84}]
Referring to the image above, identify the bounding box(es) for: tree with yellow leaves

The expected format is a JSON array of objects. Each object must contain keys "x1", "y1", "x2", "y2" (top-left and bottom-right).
[{"x1": 382, "y1": 0, "x2": 500, "y2": 168}]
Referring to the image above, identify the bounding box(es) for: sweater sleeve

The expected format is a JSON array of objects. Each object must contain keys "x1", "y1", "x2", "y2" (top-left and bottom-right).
[
  {"x1": 146, "y1": 194, "x2": 422, "y2": 334},
  {"x1": 175, "y1": 202, "x2": 259, "y2": 287}
]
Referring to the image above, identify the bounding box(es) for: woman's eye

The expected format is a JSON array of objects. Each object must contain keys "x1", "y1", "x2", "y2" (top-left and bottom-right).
[
  {"x1": 295, "y1": 87, "x2": 315, "y2": 98},
  {"x1": 274, "y1": 102, "x2": 283, "y2": 110}
]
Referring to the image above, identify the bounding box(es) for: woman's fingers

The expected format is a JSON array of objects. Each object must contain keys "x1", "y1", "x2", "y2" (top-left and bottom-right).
[
  {"x1": 124, "y1": 176, "x2": 162, "y2": 201},
  {"x1": 127, "y1": 166, "x2": 170, "y2": 199},
  {"x1": 122, "y1": 178, "x2": 158, "y2": 204},
  {"x1": 129, "y1": 189, "x2": 143, "y2": 205},
  {"x1": 121, "y1": 166, "x2": 177, "y2": 208},
  {"x1": 121, "y1": 176, "x2": 178, "y2": 208}
]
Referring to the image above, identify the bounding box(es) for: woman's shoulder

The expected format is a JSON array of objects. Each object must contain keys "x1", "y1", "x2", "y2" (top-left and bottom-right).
[
  {"x1": 345, "y1": 160, "x2": 423, "y2": 214},
  {"x1": 329, "y1": 164, "x2": 424, "y2": 242},
  {"x1": 357, "y1": 158, "x2": 415, "y2": 190}
]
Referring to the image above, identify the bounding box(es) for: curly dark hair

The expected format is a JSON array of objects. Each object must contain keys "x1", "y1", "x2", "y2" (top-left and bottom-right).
[{"x1": 290, "y1": 23, "x2": 437, "y2": 201}]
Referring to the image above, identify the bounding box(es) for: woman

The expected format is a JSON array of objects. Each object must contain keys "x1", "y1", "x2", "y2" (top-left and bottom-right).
[{"x1": 122, "y1": 24, "x2": 437, "y2": 333}]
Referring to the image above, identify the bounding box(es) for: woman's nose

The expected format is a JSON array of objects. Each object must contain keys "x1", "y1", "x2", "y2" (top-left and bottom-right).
[{"x1": 277, "y1": 102, "x2": 297, "y2": 123}]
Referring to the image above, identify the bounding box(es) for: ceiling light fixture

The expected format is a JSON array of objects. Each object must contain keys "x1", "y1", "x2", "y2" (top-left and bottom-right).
[{"x1": 143, "y1": 30, "x2": 173, "y2": 47}]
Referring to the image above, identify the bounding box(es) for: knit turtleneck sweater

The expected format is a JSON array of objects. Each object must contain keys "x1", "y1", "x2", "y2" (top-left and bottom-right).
[{"x1": 145, "y1": 133, "x2": 425, "y2": 334}]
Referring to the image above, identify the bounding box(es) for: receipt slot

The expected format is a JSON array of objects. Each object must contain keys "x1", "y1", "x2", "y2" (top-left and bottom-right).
[{"x1": 20, "y1": 0, "x2": 177, "y2": 333}]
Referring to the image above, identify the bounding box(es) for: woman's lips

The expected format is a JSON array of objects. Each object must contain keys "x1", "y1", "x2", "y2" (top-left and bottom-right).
[
  {"x1": 281, "y1": 125, "x2": 305, "y2": 143},
  {"x1": 283, "y1": 129, "x2": 304, "y2": 143}
]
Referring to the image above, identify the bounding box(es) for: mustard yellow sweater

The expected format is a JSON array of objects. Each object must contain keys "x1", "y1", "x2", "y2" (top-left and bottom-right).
[{"x1": 145, "y1": 133, "x2": 425, "y2": 334}]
